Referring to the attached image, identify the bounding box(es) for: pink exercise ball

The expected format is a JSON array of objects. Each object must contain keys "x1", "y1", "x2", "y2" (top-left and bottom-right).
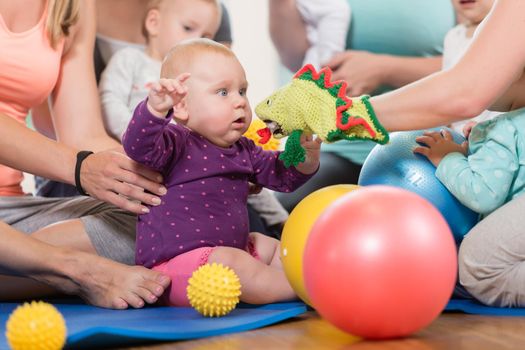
[{"x1": 303, "y1": 186, "x2": 457, "y2": 339}]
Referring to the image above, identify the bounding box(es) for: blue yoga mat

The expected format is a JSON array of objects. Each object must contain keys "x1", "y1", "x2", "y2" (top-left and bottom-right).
[
  {"x1": 445, "y1": 299, "x2": 525, "y2": 316},
  {"x1": 0, "y1": 302, "x2": 307, "y2": 349}
]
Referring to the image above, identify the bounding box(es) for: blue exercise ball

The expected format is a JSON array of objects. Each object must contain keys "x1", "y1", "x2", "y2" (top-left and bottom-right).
[{"x1": 358, "y1": 128, "x2": 479, "y2": 242}]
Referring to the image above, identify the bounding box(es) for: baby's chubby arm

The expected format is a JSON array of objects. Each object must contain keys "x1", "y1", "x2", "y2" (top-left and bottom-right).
[
  {"x1": 122, "y1": 74, "x2": 191, "y2": 172},
  {"x1": 146, "y1": 74, "x2": 191, "y2": 118}
]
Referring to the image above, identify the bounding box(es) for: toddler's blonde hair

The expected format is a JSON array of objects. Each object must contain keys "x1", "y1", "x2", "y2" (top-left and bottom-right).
[{"x1": 142, "y1": 0, "x2": 222, "y2": 40}]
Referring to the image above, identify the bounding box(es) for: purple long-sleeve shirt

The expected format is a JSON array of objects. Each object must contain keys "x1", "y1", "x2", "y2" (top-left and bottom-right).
[{"x1": 123, "y1": 100, "x2": 315, "y2": 267}]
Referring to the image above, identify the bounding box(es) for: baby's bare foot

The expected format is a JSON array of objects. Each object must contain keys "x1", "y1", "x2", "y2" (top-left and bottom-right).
[{"x1": 59, "y1": 249, "x2": 170, "y2": 309}]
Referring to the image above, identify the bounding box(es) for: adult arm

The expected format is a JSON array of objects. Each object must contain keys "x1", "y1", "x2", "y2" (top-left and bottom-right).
[
  {"x1": 45, "y1": 1, "x2": 166, "y2": 211},
  {"x1": 0, "y1": 113, "x2": 164, "y2": 214},
  {"x1": 50, "y1": 0, "x2": 118, "y2": 151},
  {"x1": 328, "y1": 52, "x2": 442, "y2": 96},
  {"x1": 372, "y1": 0, "x2": 525, "y2": 131},
  {"x1": 268, "y1": 0, "x2": 309, "y2": 72}
]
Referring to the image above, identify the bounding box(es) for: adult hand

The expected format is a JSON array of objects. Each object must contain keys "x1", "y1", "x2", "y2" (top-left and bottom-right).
[
  {"x1": 326, "y1": 50, "x2": 386, "y2": 96},
  {"x1": 81, "y1": 148, "x2": 167, "y2": 214}
]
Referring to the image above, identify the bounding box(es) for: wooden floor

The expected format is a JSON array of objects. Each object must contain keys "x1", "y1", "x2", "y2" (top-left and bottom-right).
[{"x1": 118, "y1": 311, "x2": 525, "y2": 350}]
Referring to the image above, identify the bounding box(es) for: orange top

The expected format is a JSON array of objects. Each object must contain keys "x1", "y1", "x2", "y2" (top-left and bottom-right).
[{"x1": 0, "y1": 3, "x2": 64, "y2": 195}]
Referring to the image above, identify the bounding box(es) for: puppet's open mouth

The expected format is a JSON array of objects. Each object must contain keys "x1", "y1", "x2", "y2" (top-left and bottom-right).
[{"x1": 263, "y1": 120, "x2": 284, "y2": 136}]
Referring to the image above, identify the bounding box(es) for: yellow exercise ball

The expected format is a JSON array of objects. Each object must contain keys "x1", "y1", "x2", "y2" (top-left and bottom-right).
[{"x1": 281, "y1": 184, "x2": 360, "y2": 305}]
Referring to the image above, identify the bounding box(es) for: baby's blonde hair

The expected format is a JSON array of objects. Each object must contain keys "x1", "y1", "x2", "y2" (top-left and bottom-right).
[
  {"x1": 161, "y1": 38, "x2": 235, "y2": 78},
  {"x1": 142, "y1": 0, "x2": 222, "y2": 40},
  {"x1": 46, "y1": 0, "x2": 80, "y2": 48}
]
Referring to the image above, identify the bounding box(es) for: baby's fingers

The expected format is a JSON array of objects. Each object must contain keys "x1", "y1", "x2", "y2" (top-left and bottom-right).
[
  {"x1": 172, "y1": 73, "x2": 191, "y2": 95},
  {"x1": 150, "y1": 81, "x2": 166, "y2": 95},
  {"x1": 441, "y1": 129, "x2": 453, "y2": 141},
  {"x1": 415, "y1": 135, "x2": 435, "y2": 147},
  {"x1": 413, "y1": 146, "x2": 430, "y2": 158},
  {"x1": 158, "y1": 78, "x2": 177, "y2": 93}
]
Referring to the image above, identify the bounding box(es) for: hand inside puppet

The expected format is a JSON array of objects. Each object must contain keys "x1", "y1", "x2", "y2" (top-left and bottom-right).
[{"x1": 255, "y1": 64, "x2": 389, "y2": 167}]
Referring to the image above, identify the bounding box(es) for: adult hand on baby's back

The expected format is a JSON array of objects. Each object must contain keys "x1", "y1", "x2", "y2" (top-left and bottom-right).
[
  {"x1": 327, "y1": 50, "x2": 385, "y2": 96},
  {"x1": 81, "y1": 148, "x2": 167, "y2": 214}
]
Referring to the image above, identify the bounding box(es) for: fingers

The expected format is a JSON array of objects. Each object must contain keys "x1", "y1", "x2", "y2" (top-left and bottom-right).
[
  {"x1": 114, "y1": 155, "x2": 167, "y2": 195},
  {"x1": 441, "y1": 129, "x2": 453, "y2": 141},
  {"x1": 461, "y1": 141, "x2": 469, "y2": 153},
  {"x1": 98, "y1": 190, "x2": 150, "y2": 215},
  {"x1": 413, "y1": 146, "x2": 430, "y2": 157},
  {"x1": 81, "y1": 152, "x2": 167, "y2": 214},
  {"x1": 300, "y1": 133, "x2": 313, "y2": 142},
  {"x1": 158, "y1": 74, "x2": 190, "y2": 95},
  {"x1": 326, "y1": 51, "x2": 346, "y2": 70},
  {"x1": 415, "y1": 135, "x2": 436, "y2": 147}
]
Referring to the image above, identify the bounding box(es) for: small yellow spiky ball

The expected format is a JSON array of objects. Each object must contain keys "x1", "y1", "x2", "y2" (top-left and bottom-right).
[
  {"x1": 243, "y1": 118, "x2": 281, "y2": 151},
  {"x1": 187, "y1": 263, "x2": 241, "y2": 317},
  {"x1": 5, "y1": 301, "x2": 66, "y2": 350}
]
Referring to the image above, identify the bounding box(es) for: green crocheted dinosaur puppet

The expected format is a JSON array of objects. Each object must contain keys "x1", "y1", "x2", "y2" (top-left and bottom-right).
[{"x1": 255, "y1": 64, "x2": 389, "y2": 167}]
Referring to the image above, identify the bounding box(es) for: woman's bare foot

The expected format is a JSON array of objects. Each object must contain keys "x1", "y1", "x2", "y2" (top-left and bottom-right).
[{"x1": 47, "y1": 248, "x2": 171, "y2": 309}]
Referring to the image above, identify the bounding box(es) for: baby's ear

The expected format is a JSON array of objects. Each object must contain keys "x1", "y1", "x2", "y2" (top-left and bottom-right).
[
  {"x1": 144, "y1": 9, "x2": 160, "y2": 37},
  {"x1": 172, "y1": 100, "x2": 189, "y2": 121}
]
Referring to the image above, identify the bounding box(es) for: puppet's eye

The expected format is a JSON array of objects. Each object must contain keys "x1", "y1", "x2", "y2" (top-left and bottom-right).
[{"x1": 266, "y1": 99, "x2": 272, "y2": 107}]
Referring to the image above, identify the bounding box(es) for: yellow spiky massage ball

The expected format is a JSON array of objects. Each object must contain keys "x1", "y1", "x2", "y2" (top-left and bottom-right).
[
  {"x1": 243, "y1": 118, "x2": 280, "y2": 151},
  {"x1": 187, "y1": 263, "x2": 241, "y2": 317},
  {"x1": 5, "y1": 301, "x2": 66, "y2": 350}
]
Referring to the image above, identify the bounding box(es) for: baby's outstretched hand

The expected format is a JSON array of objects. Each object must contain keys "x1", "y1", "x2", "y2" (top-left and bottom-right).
[
  {"x1": 414, "y1": 129, "x2": 468, "y2": 167},
  {"x1": 147, "y1": 73, "x2": 191, "y2": 118},
  {"x1": 296, "y1": 133, "x2": 322, "y2": 175}
]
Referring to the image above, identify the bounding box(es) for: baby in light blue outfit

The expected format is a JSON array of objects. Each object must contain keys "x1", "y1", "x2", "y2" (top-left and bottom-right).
[{"x1": 414, "y1": 108, "x2": 525, "y2": 216}]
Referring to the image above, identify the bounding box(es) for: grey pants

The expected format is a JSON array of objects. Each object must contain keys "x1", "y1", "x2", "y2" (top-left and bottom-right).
[
  {"x1": 0, "y1": 196, "x2": 136, "y2": 265},
  {"x1": 459, "y1": 194, "x2": 525, "y2": 307}
]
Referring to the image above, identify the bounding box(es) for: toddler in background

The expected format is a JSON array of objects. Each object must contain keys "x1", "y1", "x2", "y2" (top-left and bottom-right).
[
  {"x1": 414, "y1": 108, "x2": 525, "y2": 218},
  {"x1": 296, "y1": 0, "x2": 351, "y2": 69},
  {"x1": 99, "y1": 0, "x2": 221, "y2": 140},
  {"x1": 443, "y1": 0, "x2": 498, "y2": 134},
  {"x1": 122, "y1": 38, "x2": 321, "y2": 305}
]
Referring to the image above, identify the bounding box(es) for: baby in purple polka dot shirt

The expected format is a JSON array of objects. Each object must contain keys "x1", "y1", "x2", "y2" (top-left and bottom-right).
[{"x1": 122, "y1": 38, "x2": 321, "y2": 306}]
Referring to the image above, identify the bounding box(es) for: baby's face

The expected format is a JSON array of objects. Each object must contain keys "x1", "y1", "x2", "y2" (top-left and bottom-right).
[
  {"x1": 183, "y1": 52, "x2": 252, "y2": 148},
  {"x1": 452, "y1": 0, "x2": 495, "y2": 25},
  {"x1": 157, "y1": 0, "x2": 220, "y2": 59}
]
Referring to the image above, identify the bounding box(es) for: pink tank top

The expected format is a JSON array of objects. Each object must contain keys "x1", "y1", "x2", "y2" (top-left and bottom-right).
[{"x1": 0, "y1": 4, "x2": 64, "y2": 195}]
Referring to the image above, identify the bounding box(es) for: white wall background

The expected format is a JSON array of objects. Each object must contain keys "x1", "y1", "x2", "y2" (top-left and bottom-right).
[{"x1": 227, "y1": 0, "x2": 281, "y2": 110}]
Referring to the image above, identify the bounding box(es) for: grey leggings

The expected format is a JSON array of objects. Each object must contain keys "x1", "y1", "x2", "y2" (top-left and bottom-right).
[
  {"x1": 459, "y1": 194, "x2": 525, "y2": 307},
  {"x1": 0, "y1": 196, "x2": 136, "y2": 265}
]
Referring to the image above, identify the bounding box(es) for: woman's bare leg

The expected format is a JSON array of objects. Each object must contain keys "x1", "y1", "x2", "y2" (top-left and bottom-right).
[{"x1": 0, "y1": 220, "x2": 170, "y2": 309}]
